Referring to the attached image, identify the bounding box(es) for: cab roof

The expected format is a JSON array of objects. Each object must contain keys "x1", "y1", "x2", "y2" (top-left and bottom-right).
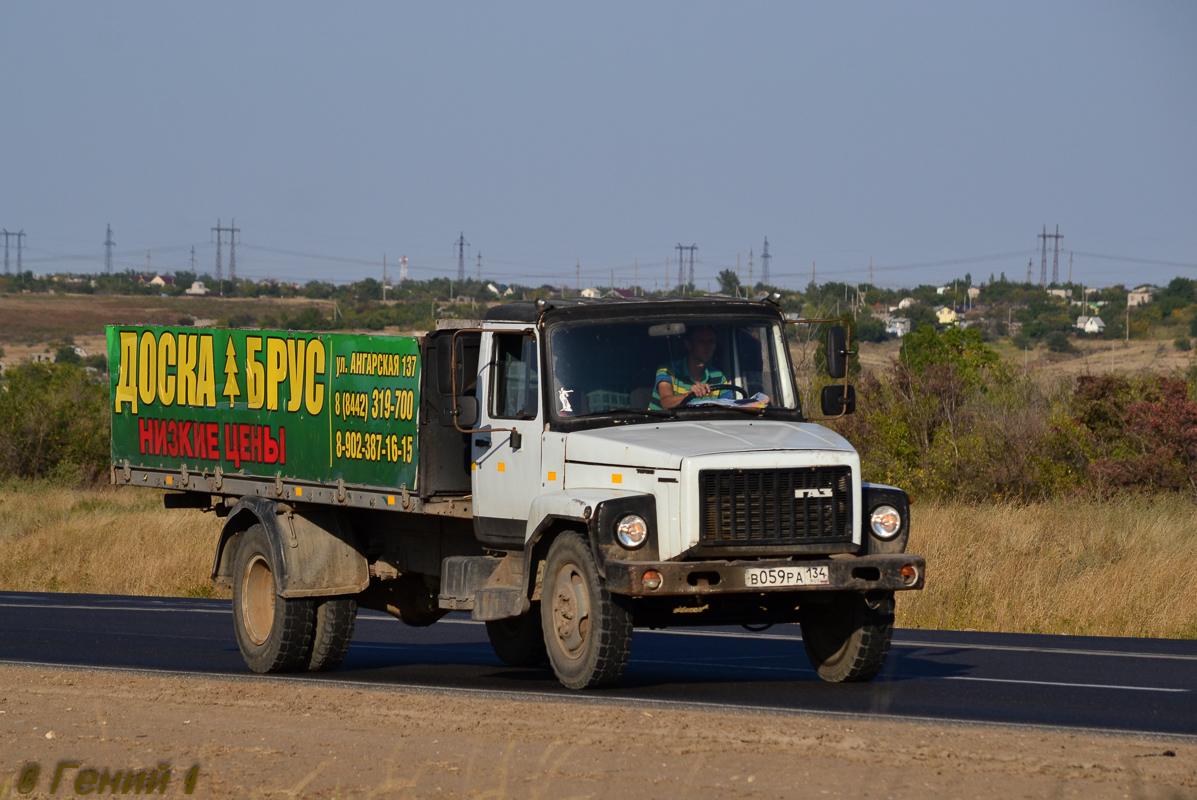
[{"x1": 483, "y1": 295, "x2": 779, "y2": 324}]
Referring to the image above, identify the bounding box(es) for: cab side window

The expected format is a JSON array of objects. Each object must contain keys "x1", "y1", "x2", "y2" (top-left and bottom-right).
[{"x1": 491, "y1": 334, "x2": 538, "y2": 419}]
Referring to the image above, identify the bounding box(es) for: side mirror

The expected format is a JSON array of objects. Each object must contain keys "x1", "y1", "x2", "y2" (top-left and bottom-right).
[
  {"x1": 820, "y1": 384, "x2": 856, "y2": 416},
  {"x1": 826, "y1": 326, "x2": 848, "y2": 379}
]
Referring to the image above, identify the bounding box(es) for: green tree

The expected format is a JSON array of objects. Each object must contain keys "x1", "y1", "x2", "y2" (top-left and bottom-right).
[{"x1": 717, "y1": 269, "x2": 741, "y2": 295}]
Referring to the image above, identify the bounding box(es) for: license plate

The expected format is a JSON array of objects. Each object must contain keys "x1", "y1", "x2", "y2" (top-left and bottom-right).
[{"x1": 745, "y1": 565, "x2": 830, "y2": 588}]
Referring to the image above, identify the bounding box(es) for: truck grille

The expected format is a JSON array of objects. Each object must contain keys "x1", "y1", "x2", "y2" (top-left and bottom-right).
[{"x1": 698, "y1": 466, "x2": 853, "y2": 547}]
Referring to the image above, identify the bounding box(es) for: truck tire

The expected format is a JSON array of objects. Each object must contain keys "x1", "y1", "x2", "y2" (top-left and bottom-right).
[
  {"x1": 540, "y1": 532, "x2": 633, "y2": 689},
  {"x1": 800, "y1": 591, "x2": 894, "y2": 683},
  {"x1": 486, "y1": 603, "x2": 548, "y2": 667},
  {"x1": 307, "y1": 597, "x2": 357, "y2": 672},
  {"x1": 231, "y1": 524, "x2": 315, "y2": 674}
]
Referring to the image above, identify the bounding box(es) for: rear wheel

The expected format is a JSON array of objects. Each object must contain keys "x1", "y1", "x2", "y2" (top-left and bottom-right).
[
  {"x1": 231, "y1": 525, "x2": 315, "y2": 674},
  {"x1": 307, "y1": 597, "x2": 357, "y2": 672},
  {"x1": 486, "y1": 603, "x2": 547, "y2": 667},
  {"x1": 540, "y1": 532, "x2": 633, "y2": 689},
  {"x1": 800, "y1": 591, "x2": 894, "y2": 683}
]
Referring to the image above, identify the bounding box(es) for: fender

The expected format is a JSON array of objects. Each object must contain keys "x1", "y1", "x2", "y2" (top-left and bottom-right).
[
  {"x1": 211, "y1": 497, "x2": 369, "y2": 598},
  {"x1": 520, "y1": 488, "x2": 659, "y2": 592}
]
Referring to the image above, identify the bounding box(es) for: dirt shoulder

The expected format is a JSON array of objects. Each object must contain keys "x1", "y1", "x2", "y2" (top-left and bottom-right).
[{"x1": 0, "y1": 665, "x2": 1192, "y2": 799}]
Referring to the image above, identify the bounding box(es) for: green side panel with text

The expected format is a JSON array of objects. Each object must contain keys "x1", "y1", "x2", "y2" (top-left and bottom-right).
[{"x1": 107, "y1": 326, "x2": 421, "y2": 490}]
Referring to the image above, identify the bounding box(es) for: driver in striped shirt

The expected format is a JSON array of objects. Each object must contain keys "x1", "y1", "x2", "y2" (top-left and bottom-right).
[{"x1": 650, "y1": 327, "x2": 732, "y2": 410}]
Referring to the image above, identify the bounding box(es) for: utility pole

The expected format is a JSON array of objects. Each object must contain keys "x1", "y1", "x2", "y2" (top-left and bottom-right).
[
  {"x1": 634, "y1": 259, "x2": 639, "y2": 295},
  {"x1": 382, "y1": 254, "x2": 388, "y2": 302},
  {"x1": 576, "y1": 259, "x2": 580, "y2": 295},
  {"x1": 1068, "y1": 251, "x2": 1073, "y2": 284},
  {"x1": 476, "y1": 252, "x2": 482, "y2": 286},
  {"x1": 15, "y1": 230, "x2": 24, "y2": 275},
  {"x1": 400, "y1": 255, "x2": 408, "y2": 284},
  {"x1": 760, "y1": 237, "x2": 771, "y2": 286},
  {"x1": 748, "y1": 248, "x2": 754, "y2": 292},
  {"x1": 675, "y1": 244, "x2": 685, "y2": 293},
  {"x1": 665, "y1": 257, "x2": 670, "y2": 295},
  {"x1": 454, "y1": 232, "x2": 469, "y2": 290},
  {"x1": 869, "y1": 256, "x2": 874, "y2": 287},
  {"x1": 104, "y1": 224, "x2": 115, "y2": 275},
  {"x1": 610, "y1": 268, "x2": 614, "y2": 292},
  {"x1": 146, "y1": 250, "x2": 151, "y2": 273},
  {"x1": 1026, "y1": 258, "x2": 1033, "y2": 285},
  {"x1": 190, "y1": 246, "x2": 196, "y2": 275}
]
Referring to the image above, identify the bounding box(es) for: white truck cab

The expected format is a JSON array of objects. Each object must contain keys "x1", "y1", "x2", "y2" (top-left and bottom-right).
[{"x1": 432, "y1": 297, "x2": 924, "y2": 689}]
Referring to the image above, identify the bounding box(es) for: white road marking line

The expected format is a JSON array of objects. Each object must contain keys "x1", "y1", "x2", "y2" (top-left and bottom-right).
[
  {"x1": 943, "y1": 676, "x2": 1188, "y2": 693},
  {"x1": 5, "y1": 601, "x2": 1197, "y2": 664}
]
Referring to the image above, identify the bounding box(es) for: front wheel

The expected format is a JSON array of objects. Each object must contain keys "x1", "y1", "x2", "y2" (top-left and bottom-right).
[
  {"x1": 540, "y1": 532, "x2": 633, "y2": 689},
  {"x1": 231, "y1": 524, "x2": 315, "y2": 674},
  {"x1": 800, "y1": 591, "x2": 894, "y2": 683}
]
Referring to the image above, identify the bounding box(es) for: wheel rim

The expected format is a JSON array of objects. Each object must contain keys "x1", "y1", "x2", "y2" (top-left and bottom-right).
[
  {"x1": 242, "y1": 554, "x2": 275, "y2": 646},
  {"x1": 550, "y1": 560, "x2": 590, "y2": 660}
]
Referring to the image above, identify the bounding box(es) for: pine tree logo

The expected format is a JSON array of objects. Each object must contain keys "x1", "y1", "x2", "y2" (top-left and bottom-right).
[{"x1": 223, "y1": 337, "x2": 241, "y2": 408}]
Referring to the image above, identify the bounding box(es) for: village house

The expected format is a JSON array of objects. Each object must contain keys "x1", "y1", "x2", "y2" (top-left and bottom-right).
[{"x1": 1075, "y1": 316, "x2": 1106, "y2": 334}]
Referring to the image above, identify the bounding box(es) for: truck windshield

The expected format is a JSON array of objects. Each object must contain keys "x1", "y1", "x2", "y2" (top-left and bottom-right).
[{"x1": 547, "y1": 317, "x2": 799, "y2": 419}]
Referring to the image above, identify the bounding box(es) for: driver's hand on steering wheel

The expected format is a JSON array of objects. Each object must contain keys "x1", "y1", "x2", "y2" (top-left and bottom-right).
[{"x1": 690, "y1": 382, "x2": 711, "y2": 399}]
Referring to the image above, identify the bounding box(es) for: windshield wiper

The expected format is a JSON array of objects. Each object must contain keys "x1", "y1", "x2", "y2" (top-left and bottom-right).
[{"x1": 601, "y1": 407, "x2": 676, "y2": 418}]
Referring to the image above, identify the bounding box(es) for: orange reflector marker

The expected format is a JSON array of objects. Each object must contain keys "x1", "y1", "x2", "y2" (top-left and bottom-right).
[
  {"x1": 642, "y1": 570, "x2": 662, "y2": 590},
  {"x1": 165, "y1": 475, "x2": 172, "y2": 485},
  {"x1": 472, "y1": 462, "x2": 477, "y2": 471},
  {"x1": 547, "y1": 471, "x2": 557, "y2": 481},
  {"x1": 612, "y1": 474, "x2": 622, "y2": 484},
  {"x1": 295, "y1": 486, "x2": 303, "y2": 496},
  {"x1": 387, "y1": 495, "x2": 395, "y2": 506},
  {"x1": 498, "y1": 462, "x2": 506, "y2": 472},
  {"x1": 901, "y1": 565, "x2": 917, "y2": 584}
]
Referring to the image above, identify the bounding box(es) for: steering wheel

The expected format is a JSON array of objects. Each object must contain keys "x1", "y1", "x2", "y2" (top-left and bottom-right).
[{"x1": 680, "y1": 383, "x2": 748, "y2": 405}]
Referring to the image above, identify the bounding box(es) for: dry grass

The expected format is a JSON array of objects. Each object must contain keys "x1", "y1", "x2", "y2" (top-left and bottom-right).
[
  {"x1": 2, "y1": 481, "x2": 1195, "y2": 639},
  {"x1": 898, "y1": 495, "x2": 1197, "y2": 639},
  {"x1": 0, "y1": 480, "x2": 225, "y2": 597}
]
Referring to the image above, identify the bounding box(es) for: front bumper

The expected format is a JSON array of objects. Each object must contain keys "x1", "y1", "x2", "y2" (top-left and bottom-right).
[{"x1": 604, "y1": 554, "x2": 925, "y2": 596}]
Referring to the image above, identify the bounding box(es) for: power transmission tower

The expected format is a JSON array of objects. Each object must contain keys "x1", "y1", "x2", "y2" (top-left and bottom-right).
[
  {"x1": 748, "y1": 249, "x2": 754, "y2": 292},
  {"x1": 454, "y1": 233, "x2": 469, "y2": 289},
  {"x1": 760, "y1": 237, "x2": 771, "y2": 286},
  {"x1": 675, "y1": 243, "x2": 696, "y2": 294},
  {"x1": 1050, "y1": 225, "x2": 1063, "y2": 284},
  {"x1": 104, "y1": 224, "x2": 115, "y2": 275},
  {"x1": 189, "y1": 246, "x2": 196, "y2": 273},
  {"x1": 1037, "y1": 225, "x2": 1048, "y2": 287},
  {"x1": 13, "y1": 230, "x2": 24, "y2": 275},
  {"x1": 2, "y1": 230, "x2": 11, "y2": 275},
  {"x1": 228, "y1": 218, "x2": 239, "y2": 282},
  {"x1": 212, "y1": 219, "x2": 223, "y2": 289}
]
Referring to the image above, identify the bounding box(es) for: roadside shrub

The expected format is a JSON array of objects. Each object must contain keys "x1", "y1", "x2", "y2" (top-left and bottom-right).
[
  {"x1": 0, "y1": 362, "x2": 109, "y2": 483},
  {"x1": 1174, "y1": 336, "x2": 1191, "y2": 351}
]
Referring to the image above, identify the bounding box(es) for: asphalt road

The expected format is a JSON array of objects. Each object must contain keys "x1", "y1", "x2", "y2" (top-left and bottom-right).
[{"x1": 2, "y1": 591, "x2": 1195, "y2": 737}]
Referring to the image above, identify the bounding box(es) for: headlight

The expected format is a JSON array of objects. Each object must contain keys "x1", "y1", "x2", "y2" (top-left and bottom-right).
[
  {"x1": 615, "y1": 514, "x2": 648, "y2": 549},
  {"x1": 870, "y1": 505, "x2": 902, "y2": 540}
]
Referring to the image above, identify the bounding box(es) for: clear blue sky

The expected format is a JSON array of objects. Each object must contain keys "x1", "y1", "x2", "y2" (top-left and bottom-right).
[{"x1": 2, "y1": 2, "x2": 1194, "y2": 290}]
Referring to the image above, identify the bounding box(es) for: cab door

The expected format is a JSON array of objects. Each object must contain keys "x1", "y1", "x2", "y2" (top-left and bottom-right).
[{"x1": 471, "y1": 330, "x2": 543, "y2": 549}]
